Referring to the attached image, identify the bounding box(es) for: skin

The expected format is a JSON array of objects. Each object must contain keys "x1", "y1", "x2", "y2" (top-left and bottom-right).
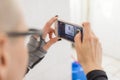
[
  {"x1": 0, "y1": 16, "x2": 58, "y2": 80},
  {"x1": 42, "y1": 16, "x2": 59, "y2": 51},
  {"x1": 0, "y1": 19, "x2": 28, "y2": 80},
  {"x1": 74, "y1": 22, "x2": 103, "y2": 74}
]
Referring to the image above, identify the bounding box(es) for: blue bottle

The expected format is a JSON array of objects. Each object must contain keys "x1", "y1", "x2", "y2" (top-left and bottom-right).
[{"x1": 72, "y1": 61, "x2": 87, "y2": 80}]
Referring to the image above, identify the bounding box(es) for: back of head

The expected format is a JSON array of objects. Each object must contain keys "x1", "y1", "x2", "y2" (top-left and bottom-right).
[
  {"x1": 0, "y1": 0, "x2": 21, "y2": 32},
  {"x1": 0, "y1": 1, "x2": 28, "y2": 80}
]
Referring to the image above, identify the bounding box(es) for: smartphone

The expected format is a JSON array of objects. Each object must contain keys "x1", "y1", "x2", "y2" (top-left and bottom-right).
[{"x1": 55, "y1": 20, "x2": 83, "y2": 42}]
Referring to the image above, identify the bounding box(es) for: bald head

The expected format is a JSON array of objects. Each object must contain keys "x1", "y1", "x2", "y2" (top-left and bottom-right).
[
  {"x1": 0, "y1": 0, "x2": 21, "y2": 32},
  {"x1": 0, "y1": 1, "x2": 28, "y2": 80}
]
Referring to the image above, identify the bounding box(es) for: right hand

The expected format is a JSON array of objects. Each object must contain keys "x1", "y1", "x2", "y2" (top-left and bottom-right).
[
  {"x1": 42, "y1": 16, "x2": 59, "y2": 51},
  {"x1": 74, "y1": 22, "x2": 103, "y2": 74}
]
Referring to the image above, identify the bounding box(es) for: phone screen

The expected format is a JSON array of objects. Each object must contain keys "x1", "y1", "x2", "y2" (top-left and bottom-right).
[{"x1": 57, "y1": 20, "x2": 83, "y2": 42}]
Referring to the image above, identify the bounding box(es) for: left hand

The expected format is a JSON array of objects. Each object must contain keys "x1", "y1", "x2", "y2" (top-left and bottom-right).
[{"x1": 42, "y1": 16, "x2": 59, "y2": 51}]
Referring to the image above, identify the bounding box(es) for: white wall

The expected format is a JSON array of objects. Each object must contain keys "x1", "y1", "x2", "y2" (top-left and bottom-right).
[
  {"x1": 70, "y1": 0, "x2": 82, "y2": 24},
  {"x1": 20, "y1": 0, "x2": 70, "y2": 28},
  {"x1": 89, "y1": 0, "x2": 120, "y2": 60},
  {"x1": 19, "y1": 0, "x2": 72, "y2": 80}
]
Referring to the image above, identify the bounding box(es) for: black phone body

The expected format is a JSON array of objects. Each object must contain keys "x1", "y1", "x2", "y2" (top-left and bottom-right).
[{"x1": 55, "y1": 20, "x2": 83, "y2": 42}]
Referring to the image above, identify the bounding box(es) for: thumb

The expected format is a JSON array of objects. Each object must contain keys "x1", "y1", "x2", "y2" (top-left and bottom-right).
[{"x1": 74, "y1": 32, "x2": 82, "y2": 46}]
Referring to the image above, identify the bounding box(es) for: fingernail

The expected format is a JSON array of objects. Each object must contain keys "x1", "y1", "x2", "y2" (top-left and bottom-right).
[
  {"x1": 55, "y1": 15, "x2": 58, "y2": 17},
  {"x1": 58, "y1": 39, "x2": 62, "y2": 41}
]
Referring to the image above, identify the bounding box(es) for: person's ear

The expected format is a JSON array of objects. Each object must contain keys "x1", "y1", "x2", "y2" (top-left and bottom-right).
[{"x1": 0, "y1": 34, "x2": 9, "y2": 80}]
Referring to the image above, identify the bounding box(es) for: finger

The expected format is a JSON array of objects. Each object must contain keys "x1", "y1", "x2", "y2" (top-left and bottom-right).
[
  {"x1": 74, "y1": 32, "x2": 82, "y2": 47},
  {"x1": 49, "y1": 37, "x2": 59, "y2": 44},
  {"x1": 44, "y1": 37, "x2": 59, "y2": 50},
  {"x1": 43, "y1": 16, "x2": 57, "y2": 39},
  {"x1": 82, "y1": 22, "x2": 91, "y2": 39},
  {"x1": 49, "y1": 32, "x2": 53, "y2": 39},
  {"x1": 49, "y1": 28, "x2": 55, "y2": 39},
  {"x1": 45, "y1": 16, "x2": 58, "y2": 27},
  {"x1": 49, "y1": 28, "x2": 55, "y2": 34}
]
